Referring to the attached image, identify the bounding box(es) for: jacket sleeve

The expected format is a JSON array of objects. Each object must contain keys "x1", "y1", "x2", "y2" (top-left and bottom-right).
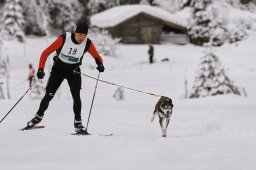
[
  {"x1": 87, "y1": 41, "x2": 103, "y2": 65},
  {"x1": 38, "y1": 36, "x2": 64, "y2": 69}
]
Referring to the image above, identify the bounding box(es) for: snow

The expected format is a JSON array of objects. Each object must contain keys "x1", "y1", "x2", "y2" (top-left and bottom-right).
[
  {"x1": 90, "y1": 4, "x2": 188, "y2": 28},
  {"x1": 1, "y1": 32, "x2": 256, "y2": 170},
  {"x1": 212, "y1": 2, "x2": 256, "y2": 31}
]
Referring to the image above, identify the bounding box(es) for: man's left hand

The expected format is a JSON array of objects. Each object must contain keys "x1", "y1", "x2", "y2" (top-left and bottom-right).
[{"x1": 96, "y1": 64, "x2": 105, "y2": 72}]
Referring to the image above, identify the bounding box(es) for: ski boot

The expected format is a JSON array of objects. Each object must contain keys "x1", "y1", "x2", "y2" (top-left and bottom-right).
[
  {"x1": 26, "y1": 114, "x2": 43, "y2": 129},
  {"x1": 74, "y1": 120, "x2": 90, "y2": 135}
]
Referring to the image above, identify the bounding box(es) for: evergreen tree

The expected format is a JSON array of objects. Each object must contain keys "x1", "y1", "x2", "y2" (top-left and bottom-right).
[
  {"x1": 240, "y1": 0, "x2": 256, "y2": 4},
  {"x1": 224, "y1": 0, "x2": 241, "y2": 7},
  {"x1": 113, "y1": 87, "x2": 125, "y2": 101},
  {"x1": 187, "y1": 0, "x2": 226, "y2": 46},
  {"x1": 189, "y1": 49, "x2": 241, "y2": 98},
  {"x1": 87, "y1": 0, "x2": 142, "y2": 15},
  {"x1": 29, "y1": 79, "x2": 45, "y2": 100},
  {"x1": 153, "y1": 0, "x2": 182, "y2": 13},
  {"x1": 47, "y1": 0, "x2": 83, "y2": 32},
  {"x1": 22, "y1": 0, "x2": 48, "y2": 36},
  {"x1": 0, "y1": 0, "x2": 25, "y2": 42},
  {"x1": 0, "y1": 40, "x2": 10, "y2": 99},
  {"x1": 0, "y1": 0, "x2": 5, "y2": 7},
  {"x1": 119, "y1": 0, "x2": 141, "y2": 5},
  {"x1": 87, "y1": 0, "x2": 121, "y2": 15},
  {"x1": 0, "y1": 40, "x2": 4, "y2": 99},
  {"x1": 89, "y1": 28, "x2": 120, "y2": 57}
]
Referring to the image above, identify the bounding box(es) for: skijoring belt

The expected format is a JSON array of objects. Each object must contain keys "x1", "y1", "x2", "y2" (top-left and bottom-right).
[
  {"x1": 53, "y1": 56, "x2": 80, "y2": 71},
  {"x1": 60, "y1": 53, "x2": 79, "y2": 63}
]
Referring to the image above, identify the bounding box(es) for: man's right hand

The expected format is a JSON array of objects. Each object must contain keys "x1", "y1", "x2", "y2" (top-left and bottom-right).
[{"x1": 37, "y1": 69, "x2": 45, "y2": 79}]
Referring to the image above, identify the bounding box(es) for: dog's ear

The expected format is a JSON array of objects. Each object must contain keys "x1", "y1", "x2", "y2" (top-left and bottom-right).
[
  {"x1": 170, "y1": 101, "x2": 174, "y2": 108},
  {"x1": 168, "y1": 98, "x2": 174, "y2": 108}
]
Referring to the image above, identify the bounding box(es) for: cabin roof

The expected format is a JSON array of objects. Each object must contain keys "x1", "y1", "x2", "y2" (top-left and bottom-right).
[{"x1": 90, "y1": 5, "x2": 188, "y2": 29}]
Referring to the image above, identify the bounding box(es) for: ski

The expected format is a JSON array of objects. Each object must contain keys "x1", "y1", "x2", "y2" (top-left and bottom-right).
[
  {"x1": 71, "y1": 131, "x2": 91, "y2": 136},
  {"x1": 71, "y1": 132, "x2": 113, "y2": 137},
  {"x1": 20, "y1": 125, "x2": 45, "y2": 131},
  {"x1": 99, "y1": 133, "x2": 113, "y2": 137}
]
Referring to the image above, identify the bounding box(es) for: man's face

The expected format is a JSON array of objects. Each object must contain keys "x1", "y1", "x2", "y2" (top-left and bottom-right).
[{"x1": 75, "y1": 33, "x2": 86, "y2": 44}]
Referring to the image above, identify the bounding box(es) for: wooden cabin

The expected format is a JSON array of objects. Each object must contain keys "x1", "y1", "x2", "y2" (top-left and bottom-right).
[{"x1": 90, "y1": 5, "x2": 188, "y2": 44}]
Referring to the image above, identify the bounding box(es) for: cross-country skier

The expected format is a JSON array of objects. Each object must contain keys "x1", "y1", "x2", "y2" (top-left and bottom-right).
[{"x1": 25, "y1": 23, "x2": 104, "y2": 133}]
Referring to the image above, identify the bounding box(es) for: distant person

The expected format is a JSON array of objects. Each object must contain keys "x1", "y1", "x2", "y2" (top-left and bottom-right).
[
  {"x1": 28, "y1": 63, "x2": 35, "y2": 88},
  {"x1": 148, "y1": 44, "x2": 154, "y2": 64},
  {"x1": 25, "y1": 22, "x2": 105, "y2": 133}
]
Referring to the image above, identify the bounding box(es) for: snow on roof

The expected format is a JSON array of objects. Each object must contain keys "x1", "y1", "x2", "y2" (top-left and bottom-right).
[{"x1": 90, "y1": 5, "x2": 188, "y2": 29}]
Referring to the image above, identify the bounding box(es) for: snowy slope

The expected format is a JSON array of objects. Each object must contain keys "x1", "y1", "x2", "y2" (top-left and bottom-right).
[{"x1": 0, "y1": 32, "x2": 256, "y2": 170}]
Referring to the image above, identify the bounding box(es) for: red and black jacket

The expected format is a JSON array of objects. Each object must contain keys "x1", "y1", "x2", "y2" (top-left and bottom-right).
[{"x1": 38, "y1": 33, "x2": 103, "y2": 69}]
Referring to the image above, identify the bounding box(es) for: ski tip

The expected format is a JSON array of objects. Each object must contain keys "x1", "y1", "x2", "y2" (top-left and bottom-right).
[
  {"x1": 100, "y1": 133, "x2": 113, "y2": 137},
  {"x1": 20, "y1": 125, "x2": 45, "y2": 131}
]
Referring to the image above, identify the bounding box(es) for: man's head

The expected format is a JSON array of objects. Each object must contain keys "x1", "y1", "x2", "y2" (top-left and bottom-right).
[
  {"x1": 75, "y1": 22, "x2": 88, "y2": 35},
  {"x1": 75, "y1": 22, "x2": 88, "y2": 44},
  {"x1": 28, "y1": 63, "x2": 33, "y2": 68}
]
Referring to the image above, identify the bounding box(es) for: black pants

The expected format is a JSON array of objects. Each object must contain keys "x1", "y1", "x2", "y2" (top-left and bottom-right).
[
  {"x1": 37, "y1": 64, "x2": 82, "y2": 121},
  {"x1": 149, "y1": 55, "x2": 154, "y2": 64}
]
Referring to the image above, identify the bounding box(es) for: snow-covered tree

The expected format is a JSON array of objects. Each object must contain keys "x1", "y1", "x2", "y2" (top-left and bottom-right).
[
  {"x1": 189, "y1": 49, "x2": 241, "y2": 98},
  {"x1": 224, "y1": 0, "x2": 241, "y2": 7},
  {"x1": 0, "y1": 40, "x2": 11, "y2": 99},
  {"x1": 87, "y1": 0, "x2": 121, "y2": 15},
  {"x1": 187, "y1": 0, "x2": 227, "y2": 46},
  {"x1": 113, "y1": 87, "x2": 125, "y2": 101},
  {"x1": 0, "y1": 0, "x2": 5, "y2": 7},
  {"x1": 29, "y1": 79, "x2": 45, "y2": 100},
  {"x1": 0, "y1": 0, "x2": 25, "y2": 42},
  {"x1": 89, "y1": 27, "x2": 120, "y2": 57},
  {"x1": 140, "y1": 0, "x2": 150, "y2": 5},
  {"x1": 241, "y1": 0, "x2": 256, "y2": 4},
  {"x1": 227, "y1": 24, "x2": 248, "y2": 43},
  {"x1": 153, "y1": 0, "x2": 182, "y2": 13},
  {"x1": 87, "y1": 0, "x2": 142, "y2": 15},
  {"x1": 22, "y1": 0, "x2": 48, "y2": 36},
  {"x1": 47, "y1": 0, "x2": 84, "y2": 32}
]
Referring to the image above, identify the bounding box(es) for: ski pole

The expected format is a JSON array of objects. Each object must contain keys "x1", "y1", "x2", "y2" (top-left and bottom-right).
[
  {"x1": 74, "y1": 70, "x2": 162, "y2": 98},
  {"x1": 0, "y1": 79, "x2": 38, "y2": 124},
  {"x1": 85, "y1": 72, "x2": 100, "y2": 132}
]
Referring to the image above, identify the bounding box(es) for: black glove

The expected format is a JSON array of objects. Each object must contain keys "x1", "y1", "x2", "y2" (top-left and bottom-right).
[
  {"x1": 37, "y1": 69, "x2": 45, "y2": 79},
  {"x1": 96, "y1": 64, "x2": 105, "y2": 72}
]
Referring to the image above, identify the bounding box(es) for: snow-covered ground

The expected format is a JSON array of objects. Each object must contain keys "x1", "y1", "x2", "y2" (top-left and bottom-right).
[{"x1": 0, "y1": 32, "x2": 256, "y2": 170}]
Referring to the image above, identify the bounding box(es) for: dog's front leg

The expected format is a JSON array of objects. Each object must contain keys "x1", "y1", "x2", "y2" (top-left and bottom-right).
[
  {"x1": 159, "y1": 118, "x2": 166, "y2": 137},
  {"x1": 151, "y1": 111, "x2": 157, "y2": 122},
  {"x1": 163, "y1": 119, "x2": 170, "y2": 137}
]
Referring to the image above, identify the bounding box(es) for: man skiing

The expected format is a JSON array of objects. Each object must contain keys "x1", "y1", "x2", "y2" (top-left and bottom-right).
[{"x1": 25, "y1": 23, "x2": 104, "y2": 133}]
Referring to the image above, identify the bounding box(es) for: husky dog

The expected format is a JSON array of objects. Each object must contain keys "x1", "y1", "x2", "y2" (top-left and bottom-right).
[{"x1": 151, "y1": 96, "x2": 174, "y2": 137}]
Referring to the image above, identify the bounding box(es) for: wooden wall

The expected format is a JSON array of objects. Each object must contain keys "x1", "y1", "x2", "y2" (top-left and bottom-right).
[
  {"x1": 106, "y1": 13, "x2": 163, "y2": 44},
  {"x1": 106, "y1": 13, "x2": 186, "y2": 44}
]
